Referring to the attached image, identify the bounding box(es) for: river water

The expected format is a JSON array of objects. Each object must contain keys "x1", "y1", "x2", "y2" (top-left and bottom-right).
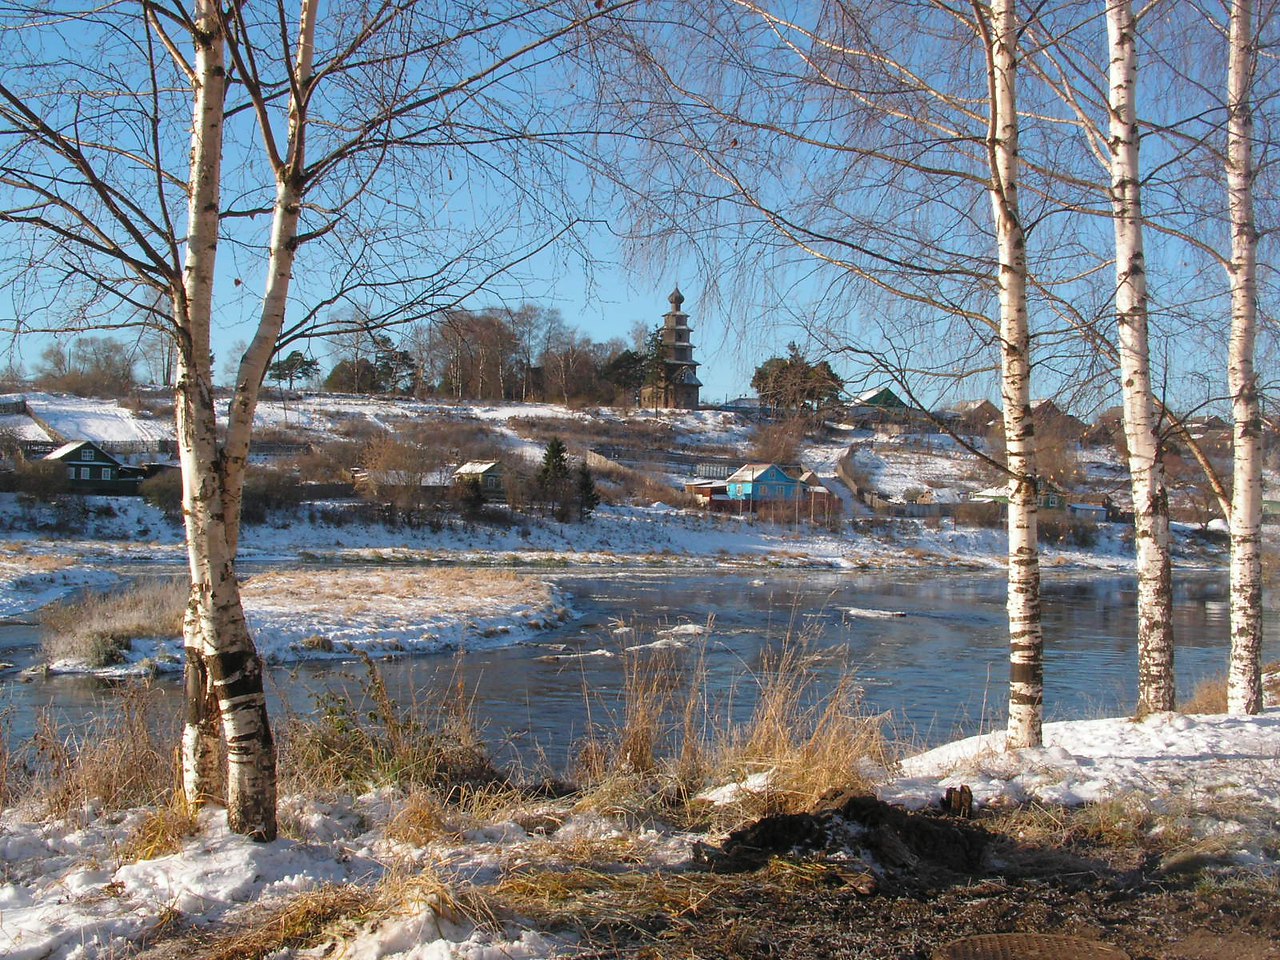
[{"x1": 1, "y1": 567, "x2": 1269, "y2": 769}]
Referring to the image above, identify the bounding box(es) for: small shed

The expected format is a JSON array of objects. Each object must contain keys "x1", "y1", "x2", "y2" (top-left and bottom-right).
[
  {"x1": 44, "y1": 440, "x2": 143, "y2": 495},
  {"x1": 797, "y1": 469, "x2": 842, "y2": 517},
  {"x1": 453, "y1": 461, "x2": 505, "y2": 497},
  {"x1": 1068, "y1": 502, "x2": 1109, "y2": 521}
]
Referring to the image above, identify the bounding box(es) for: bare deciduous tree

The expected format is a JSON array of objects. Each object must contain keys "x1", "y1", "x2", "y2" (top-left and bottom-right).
[
  {"x1": 585, "y1": 0, "x2": 1050, "y2": 746},
  {"x1": 0, "y1": 0, "x2": 631, "y2": 838}
]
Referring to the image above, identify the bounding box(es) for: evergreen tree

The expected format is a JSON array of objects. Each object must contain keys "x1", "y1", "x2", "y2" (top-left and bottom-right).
[
  {"x1": 537, "y1": 437, "x2": 572, "y2": 519},
  {"x1": 642, "y1": 325, "x2": 669, "y2": 398},
  {"x1": 576, "y1": 462, "x2": 600, "y2": 520}
]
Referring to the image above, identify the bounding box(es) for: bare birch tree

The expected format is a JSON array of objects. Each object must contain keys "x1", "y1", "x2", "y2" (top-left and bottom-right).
[
  {"x1": 582, "y1": 0, "x2": 1050, "y2": 746},
  {"x1": 0, "y1": 0, "x2": 629, "y2": 838},
  {"x1": 1028, "y1": 1, "x2": 1278, "y2": 714},
  {"x1": 1106, "y1": 0, "x2": 1175, "y2": 714},
  {"x1": 1224, "y1": 0, "x2": 1269, "y2": 714}
]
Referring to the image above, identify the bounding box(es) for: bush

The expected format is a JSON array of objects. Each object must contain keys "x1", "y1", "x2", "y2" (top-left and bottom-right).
[
  {"x1": 278, "y1": 655, "x2": 499, "y2": 796},
  {"x1": 141, "y1": 469, "x2": 183, "y2": 521},
  {"x1": 242, "y1": 466, "x2": 310, "y2": 524},
  {"x1": 950, "y1": 501, "x2": 1005, "y2": 529},
  {"x1": 1037, "y1": 511, "x2": 1098, "y2": 548},
  {"x1": 0, "y1": 459, "x2": 71, "y2": 500}
]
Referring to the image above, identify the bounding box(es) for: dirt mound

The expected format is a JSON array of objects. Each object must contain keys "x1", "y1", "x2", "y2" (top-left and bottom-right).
[{"x1": 694, "y1": 793, "x2": 989, "y2": 886}]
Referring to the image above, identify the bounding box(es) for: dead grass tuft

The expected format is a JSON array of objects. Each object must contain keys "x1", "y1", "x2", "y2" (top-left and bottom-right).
[
  {"x1": 199, "y1": 884, "x2": 378, "y2": 960},
  {"x1": 279, "y1": 654, "x2": 499, "y2": 797},
  {"x1": 40, "y1": 577, "x2": 187, "y2": 667},
  {"x1": 27, "y1": 684, "x2": 177, "y2": 817},
  {"x1": 118, "y1": 798, "x2": 200, "y2": 863},
  {"x1": 386, "y1": 789, "x2": 448, "y2": 846},
  {"x1": 1181, "y1": 660, "x2": 1280, "y2": 714},
  {"x1": 722, "y1": 649, "x2": 889, "y2": 816},
  {"x1": 572, "y1": 635, "x2": 889, "y2": 828},
  {"x1": 1182, "y1": 674, "x2": 1228, "y2": 715}
]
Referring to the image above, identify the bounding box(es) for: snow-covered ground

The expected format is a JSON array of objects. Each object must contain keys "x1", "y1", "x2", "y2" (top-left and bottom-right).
[
  {"x1": 19, "y1": 393, "x2": 174, "y2": 445},
  {"x1": 3, "y1": 699, "x2": 1279, "y2": 960}
]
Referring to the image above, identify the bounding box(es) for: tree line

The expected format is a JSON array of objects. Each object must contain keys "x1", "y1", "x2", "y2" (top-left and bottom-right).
[{"x1": 318, "y1": 306, "x2": 660, "y2": 405}]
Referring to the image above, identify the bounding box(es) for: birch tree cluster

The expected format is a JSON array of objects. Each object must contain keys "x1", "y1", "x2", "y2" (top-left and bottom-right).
[{"x1": 573, "y1": 0, "x2": 1277, "y2": 743}]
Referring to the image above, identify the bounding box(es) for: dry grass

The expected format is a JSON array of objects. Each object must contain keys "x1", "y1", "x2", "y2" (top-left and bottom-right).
[
  {"x1": 198, "y1": 869, "x2": 493, "y2": 960},
  {"x1": 572, "y1": 636, "x2": 890, "y2": 828},
  {"x1": 40, "y1": 577, "x2": 187, "y2": 667},
  {"x1": 0, "y1": 542, "x2": 77, "y2": 575},
  {"x1": 26, "y1": 684, "x2": 177, "y2": 817},
  {"x1": 1181, "y1": 660, "x2": 1280, "y2": 715},
  {"x1": 278, "y1": 655, "x2": 499, "y2": 797},
  {"x1": 118, "y1": 798, "x2": 200, "y2": 863},
  {"x1": 199, "y1": 884, "x2": 379, "y2": 960},
  {"x1": 385, "y1": 789, "x2": 449, "y2": 846},
  {"x1": 492, "y1": 858, "x2": 833, "y2": 935},
  {"x1": 242, "y1": 566, "x2": 550, "y2": 617},
  {"x1": 984, "y1": 795, "x2": 1193, "y2": 853},
  {"x1": 1182, "y1": 674, "x2": 1229, "y2": 715}
]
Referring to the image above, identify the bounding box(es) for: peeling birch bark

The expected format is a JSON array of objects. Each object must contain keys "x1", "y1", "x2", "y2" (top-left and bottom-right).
[
  {"x1": 1106, "y1": 0, "x2": 1175, "y2": 716},
  {"x1": 989, "y1": 0, "x2": 1044, "y2": 750},
  {"x1": 1226, "y1": 0, "x2": 1263, "y2": 715}
]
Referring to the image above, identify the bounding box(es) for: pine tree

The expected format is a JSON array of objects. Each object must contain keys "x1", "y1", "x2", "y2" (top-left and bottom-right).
[
  {"x1": 576, "y1": 462, "x2": 600, "y2": 520},
  {"x1": 537, "y1": 437, "x2": 571, "y2": 519}
]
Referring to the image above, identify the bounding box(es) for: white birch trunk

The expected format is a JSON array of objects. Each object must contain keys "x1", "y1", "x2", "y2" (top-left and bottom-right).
[
  {"x1": 175, "y1": 0, "x2": 277, "y2": 840},
  {"x1": 1106, "y1": 0, "x2": 1175, "y2": 716},
  {"x1": 1226, "y1": 0, "x2": 1264, "y2": 715},
  {"x1": 178, "y1": 0, "x2": 229, "y2": 811},
  {"x1": 990, "y1": 0, "x2": 1044, "y2": 750}
]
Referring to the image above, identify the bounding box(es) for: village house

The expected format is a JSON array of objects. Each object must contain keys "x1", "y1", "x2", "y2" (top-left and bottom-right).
[
  {"x1": 942, "y1": 399, "x2": 1001, "y2": 435},
  {"x1": 725, "y1": 463, "x2": 803, "y2": 505},
  {"x1": 969, "y1": 481, "x2": 1068, "y2": 512},
  {"x1": 43, "y1": 440, "x2": 144, "y2": 495}
]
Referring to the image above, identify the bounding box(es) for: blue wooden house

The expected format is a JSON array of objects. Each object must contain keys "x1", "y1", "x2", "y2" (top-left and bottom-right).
[{"x1": 725, "y1": 463, "x2": 803, "y2": 504}]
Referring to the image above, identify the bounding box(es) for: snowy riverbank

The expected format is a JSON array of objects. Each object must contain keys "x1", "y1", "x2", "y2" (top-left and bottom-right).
[{"x1": 3, "y1": 701, "x2": 1279, "y2": 960}]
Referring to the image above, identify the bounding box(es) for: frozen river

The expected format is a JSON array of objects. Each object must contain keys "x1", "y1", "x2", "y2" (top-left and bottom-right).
[{"x1": 1, "y1": 567, "x2": 1269, "y2": 768}]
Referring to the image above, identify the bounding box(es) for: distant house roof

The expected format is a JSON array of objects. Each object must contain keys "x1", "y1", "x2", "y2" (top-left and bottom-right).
[
  {"x1": 732, "y1": 463, "x2": 778, "y2": 483},
  {"x1": 852, "y1": 386, "x2": 908, "y2": 409},
  {"x1": 950, "y1": 399, "x2": 997, "y2": 414},
  {"x1": 454, "y1": 461, "x2": 501, "y2": 478},
  {"x1": 44, "y1": 440, "x2": 122, "y2": 465},
  {"x1": 723, "y1": 396, "x2": 761, "y2": 410},
  {"x1": 725, "y1": 463, "x2": 797, "y2": 484}
]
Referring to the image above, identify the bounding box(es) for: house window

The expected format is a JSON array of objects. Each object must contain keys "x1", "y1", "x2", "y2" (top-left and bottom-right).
[
  {"x1": 101, "y1": 468, "x2": 112, "y2": 480},
  {"x1": 66, "y1": 467, "x2": 75, "y2": 479},
  {"x1": 79, "y1": 467, "x2": 90, "y2": 479},
  {"x1": 83, "y1": 449, "x2": 95, "y2": 460}
]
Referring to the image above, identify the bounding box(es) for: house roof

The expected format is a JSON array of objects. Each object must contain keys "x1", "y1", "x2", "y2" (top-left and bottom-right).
[
  {"x1": 454, "y1": 461, "x2": 500, "y2": 477},
  {"x1": 725, "y1": 463, "x2": 797, "y2": 484},
  {"x1": 950, "y1": 399, "x2": 998, "y2": 414},
  {"x1": 852, "y1": 386, "x2": 908, "y2": 409},
  {"x1": 43, "y1": 440, "x2": 120, "y2": 465}
]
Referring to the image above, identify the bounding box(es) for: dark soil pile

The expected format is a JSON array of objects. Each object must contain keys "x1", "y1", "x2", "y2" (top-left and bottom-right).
[{"x1": 582, "y1": 795, "x2": 1280, "y2": 960}]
